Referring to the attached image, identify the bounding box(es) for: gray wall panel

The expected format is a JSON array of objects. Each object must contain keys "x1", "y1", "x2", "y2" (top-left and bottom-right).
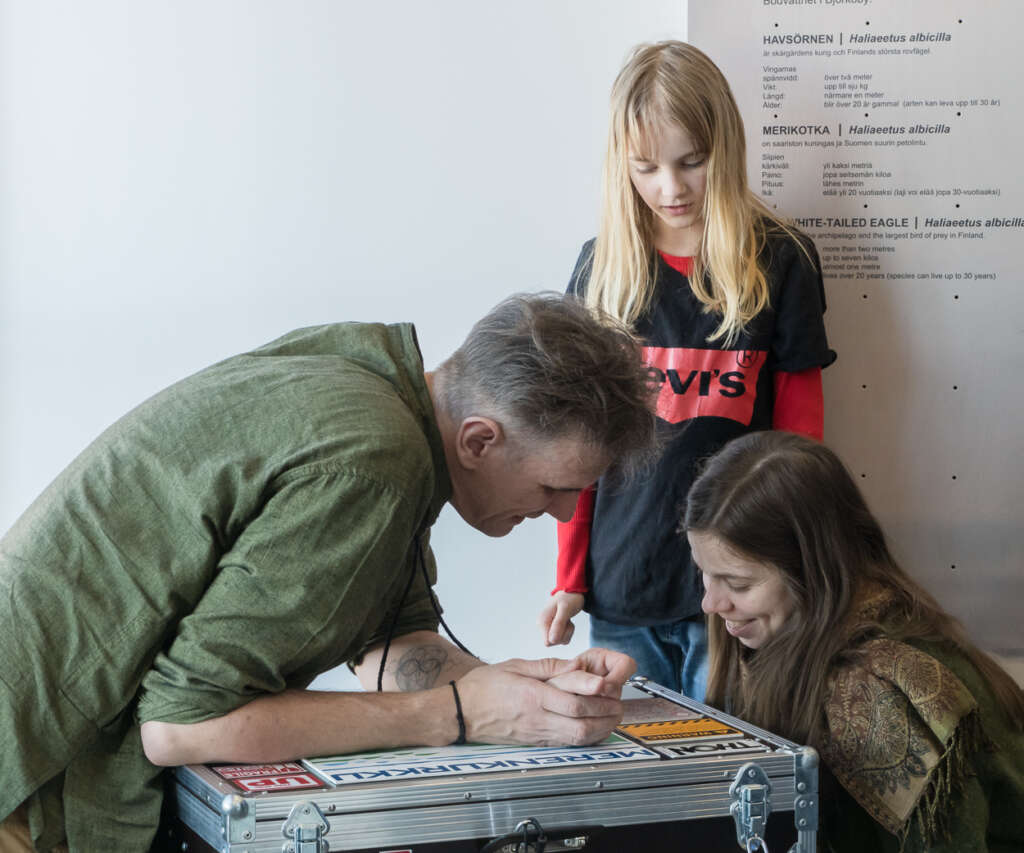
[{"x1": 691, "y1": 0, "x2": 1022, "y2": 653}]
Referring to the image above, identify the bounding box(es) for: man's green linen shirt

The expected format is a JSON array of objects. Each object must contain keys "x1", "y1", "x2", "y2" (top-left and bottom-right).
[{"x1": 0, "y1": 322, "x2": 452, "y2": 851}]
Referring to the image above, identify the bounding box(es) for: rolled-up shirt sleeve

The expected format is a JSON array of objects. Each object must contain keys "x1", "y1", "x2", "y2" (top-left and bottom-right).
[{"x1": 136, "y1": 466, "x2": 439, "y2": 726}]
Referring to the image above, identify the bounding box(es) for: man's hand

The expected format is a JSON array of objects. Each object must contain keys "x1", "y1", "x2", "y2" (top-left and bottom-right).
[
  {"x1": 548, "y1": 647, "x2": 636, "y2": 696},
  {"x1": 454, "y1": 655, "x2": 630, "y2": 747},
  {"x1": 538, "y1": 591, "x2": 585, "y2": 646}
]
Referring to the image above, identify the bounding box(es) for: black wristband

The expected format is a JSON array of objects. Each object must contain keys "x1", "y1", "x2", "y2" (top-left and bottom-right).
[{"x1": 449, "y1": 680, "x2": 467, "y2": 745}]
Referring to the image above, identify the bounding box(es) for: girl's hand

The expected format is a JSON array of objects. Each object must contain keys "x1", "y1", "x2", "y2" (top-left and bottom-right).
[{"x1": 538, "y1": 591, "x2": 585, "y2": 646}]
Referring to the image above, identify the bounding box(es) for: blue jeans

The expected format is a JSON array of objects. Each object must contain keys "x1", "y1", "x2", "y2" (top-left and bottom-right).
[{"x1": 590, "y1": 615, "x2": 709, "y2": 701}]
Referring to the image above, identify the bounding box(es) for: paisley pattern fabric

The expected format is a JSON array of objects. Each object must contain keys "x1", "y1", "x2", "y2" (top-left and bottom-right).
[{"x1": 820, "y1": 591, "x2": 979, "y2": 841}]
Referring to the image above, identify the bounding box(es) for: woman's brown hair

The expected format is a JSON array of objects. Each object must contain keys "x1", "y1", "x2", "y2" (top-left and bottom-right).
[{"x1": 684, "y1": 431, "x2": 1024, "y2": 746}]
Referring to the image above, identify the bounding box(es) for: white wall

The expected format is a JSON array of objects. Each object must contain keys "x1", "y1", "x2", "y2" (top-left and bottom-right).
[{"x1": 0, "y1": 1, "x2": 685, "y2": 690}]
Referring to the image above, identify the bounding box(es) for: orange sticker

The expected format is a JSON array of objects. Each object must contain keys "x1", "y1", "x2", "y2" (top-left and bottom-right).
[{"x1": 618, "y1": 716, "x2": 741, "y2": 742}]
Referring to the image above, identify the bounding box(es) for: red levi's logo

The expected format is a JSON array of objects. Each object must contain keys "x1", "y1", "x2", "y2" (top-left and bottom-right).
[{"x1": 642, "y1": 347, "x2": 767, "y2": 425}]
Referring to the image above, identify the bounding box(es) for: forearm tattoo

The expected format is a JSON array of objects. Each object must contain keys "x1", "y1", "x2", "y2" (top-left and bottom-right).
[{"x1": 394, "y1": 645, "x2": 449, "y2": 691}]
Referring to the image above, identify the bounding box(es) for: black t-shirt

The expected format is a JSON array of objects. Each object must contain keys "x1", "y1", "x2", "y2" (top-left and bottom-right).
[{"x1": 571, "y1": 230, "x2": 836, "y2": 624}]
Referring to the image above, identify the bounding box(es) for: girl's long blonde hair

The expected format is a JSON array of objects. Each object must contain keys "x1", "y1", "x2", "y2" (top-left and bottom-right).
[{"x1": 586, "y1": 41, "x2": 805, "y2": 345}]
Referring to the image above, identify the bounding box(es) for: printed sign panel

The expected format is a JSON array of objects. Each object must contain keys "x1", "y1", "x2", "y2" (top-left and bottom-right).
[{"x1": 690, "y1": 0, "x2": 1023, "y2": 651}]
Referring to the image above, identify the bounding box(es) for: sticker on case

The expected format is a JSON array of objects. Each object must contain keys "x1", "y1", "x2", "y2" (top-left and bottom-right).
[
  {"x1": 617, "y1": 716, "x2": 742, "y2": 743},
  {"x1": 211, "y1": 762, "x2": 306, "y2": 780},
  {"x1": 658, "y1": 737, "x2": 766, "y2": 758},
  {"x1": 232, "y1": 772, "x2": 324, "y2": 793},
  {"x1": 305, "y1": 734, "x2": 660, "y2": 786}
]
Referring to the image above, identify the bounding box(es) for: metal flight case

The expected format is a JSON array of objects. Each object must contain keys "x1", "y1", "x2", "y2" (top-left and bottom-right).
[{"x1": 158, "y1": 677, "x2": 819, "y2": 853}]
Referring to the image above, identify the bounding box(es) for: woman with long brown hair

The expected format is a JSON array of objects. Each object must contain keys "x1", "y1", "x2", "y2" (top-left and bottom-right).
[{"x1": 684, "y1": 431, "x2": 1024, "y2": 851}]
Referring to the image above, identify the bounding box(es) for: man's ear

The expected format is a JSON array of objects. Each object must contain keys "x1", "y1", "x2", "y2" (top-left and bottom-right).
[{"x1": 455, "y1": 416, "x2": 505, "y2": 469}]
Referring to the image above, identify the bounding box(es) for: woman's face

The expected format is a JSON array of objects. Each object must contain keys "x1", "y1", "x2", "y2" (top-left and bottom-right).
[
  {"x1": 688, "y1": 530, "x2": 795, "y2": 649},
  {"x1": 627, "y1": 122, "x2": 708, "y2": 256}
]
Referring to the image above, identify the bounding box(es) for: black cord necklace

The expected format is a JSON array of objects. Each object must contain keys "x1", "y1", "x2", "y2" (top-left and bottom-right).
[{"x1": 376, "y1": 532, "x2": 474, "y2": 691}]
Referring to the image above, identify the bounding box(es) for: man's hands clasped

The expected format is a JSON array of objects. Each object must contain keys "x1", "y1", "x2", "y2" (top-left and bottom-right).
[{"x1": 452, "y1": 647, "x2": 635, "y2": 747}]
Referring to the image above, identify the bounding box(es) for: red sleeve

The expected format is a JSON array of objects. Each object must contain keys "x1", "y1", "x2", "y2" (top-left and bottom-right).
[
  {"x1": 773, "y1": 367, "x2": 824, "y2": 441},
  {"x1": 554, "y1": 485, "x2": 595, "y2": 594}
]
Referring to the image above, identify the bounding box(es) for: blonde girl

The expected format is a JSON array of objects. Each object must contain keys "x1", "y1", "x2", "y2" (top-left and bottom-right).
[{"x1": 538, "y1": 41, "x2": 835, "y2": 700}]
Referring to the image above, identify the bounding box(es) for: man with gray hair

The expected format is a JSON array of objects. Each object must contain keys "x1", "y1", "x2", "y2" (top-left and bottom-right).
[{"x1": 0, "y1": 293, "x2": 657, "y2": 852}]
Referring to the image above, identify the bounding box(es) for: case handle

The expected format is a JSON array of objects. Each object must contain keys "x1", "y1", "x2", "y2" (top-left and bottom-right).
[{"x1": 480, "y1": 817, "x2": 605, "y2": 852}]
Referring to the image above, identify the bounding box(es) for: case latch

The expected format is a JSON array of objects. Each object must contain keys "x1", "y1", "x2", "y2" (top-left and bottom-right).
[
  {"x1": 281, "y1": 800, "x2": 330, "y2": 853},
  {"x1": 730, "y1": 762, "x2": 772, "y2": 851}
]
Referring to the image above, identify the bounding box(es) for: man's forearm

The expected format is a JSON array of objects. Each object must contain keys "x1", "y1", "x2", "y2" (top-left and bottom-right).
[
  {"x1": 141, "y1": 637, "x2": 635, "y2": 768},
  {"x1": 141, "y1": 632, "x2": 479, "y2": 766},
  {"x1": 141, "y1": 684, "x2": 462, "y2": 766},
  {"x1": 355, "y1": 630, "x2": 484, "y2": 691}
]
